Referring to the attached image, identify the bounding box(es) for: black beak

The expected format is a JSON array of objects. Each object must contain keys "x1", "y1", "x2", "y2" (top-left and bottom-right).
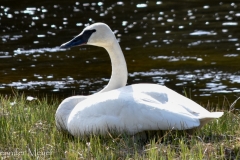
[{"x1": 60, "y1": 29, "x2": 96, "y2": 49}]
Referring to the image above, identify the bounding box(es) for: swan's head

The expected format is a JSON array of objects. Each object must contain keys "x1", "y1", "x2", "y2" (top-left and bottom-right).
[{"x1": 60, "y1": 23, "x2": 115, "y2": 48}]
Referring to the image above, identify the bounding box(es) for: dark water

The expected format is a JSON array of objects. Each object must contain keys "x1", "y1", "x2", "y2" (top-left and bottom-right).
[{"x1": 0, "y1": 0, "x2": 240, "y2": 104}]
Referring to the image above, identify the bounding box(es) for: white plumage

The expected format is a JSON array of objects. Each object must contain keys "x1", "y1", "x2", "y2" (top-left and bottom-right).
[{"x1": 55, "y1": 23, "x2": 223, "y2": 137}]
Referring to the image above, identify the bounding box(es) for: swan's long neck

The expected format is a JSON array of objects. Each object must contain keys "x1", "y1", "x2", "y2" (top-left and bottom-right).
[{"x1": 99, "y1": 40, "x2": 128, "y2": 93}]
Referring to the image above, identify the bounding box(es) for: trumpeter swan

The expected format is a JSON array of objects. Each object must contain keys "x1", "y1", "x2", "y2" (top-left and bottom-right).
[{"x1": 55, "y1": 23, "x2": 223, "y2": 137}]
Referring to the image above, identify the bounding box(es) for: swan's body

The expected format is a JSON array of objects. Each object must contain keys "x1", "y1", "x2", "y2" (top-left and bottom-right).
[{"x1": 56, "y1": 23, "x2": 223, "y2": 137}]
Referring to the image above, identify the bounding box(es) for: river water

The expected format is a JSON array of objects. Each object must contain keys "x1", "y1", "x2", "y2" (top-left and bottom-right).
[{"x1": 0, "y1": 0, "x2": 240, "y2": 104}]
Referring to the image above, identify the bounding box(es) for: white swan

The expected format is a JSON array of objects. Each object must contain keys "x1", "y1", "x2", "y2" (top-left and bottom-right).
[{"x1": 55, "y1": 23, "x2": 223, "y2": 137}]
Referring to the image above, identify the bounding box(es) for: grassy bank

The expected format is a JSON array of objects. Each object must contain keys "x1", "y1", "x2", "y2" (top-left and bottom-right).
[{"x1": 0, "y1": 94, "x2": 239, "y2": 159}]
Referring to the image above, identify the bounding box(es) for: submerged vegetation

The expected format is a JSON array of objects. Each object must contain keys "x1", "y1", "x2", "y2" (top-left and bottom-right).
[{"x1": 0, "y1": 93, "x2": 240, "y2": 159}]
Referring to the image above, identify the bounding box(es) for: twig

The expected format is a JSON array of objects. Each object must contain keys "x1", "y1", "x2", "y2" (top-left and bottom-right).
[{"x1": 229, "y1": 96, "x2": 240, "y2": 112}]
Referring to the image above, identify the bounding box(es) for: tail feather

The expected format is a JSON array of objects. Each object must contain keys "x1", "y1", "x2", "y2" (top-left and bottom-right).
[
  {"x1": 208, "y1": 112, "x2": 224, "y2": 118},
  {"x1": 198, "y1": 112, "x2": 224, "y2": 128}
]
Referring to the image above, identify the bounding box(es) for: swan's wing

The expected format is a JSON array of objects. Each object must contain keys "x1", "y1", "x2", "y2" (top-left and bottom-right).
[
  {"x1": 129, "y1": 84, "x2": 223, "y2": 129},
  {"x1": 123, "y1": 92, "x2": 201, "y2": 132},
  {"x1": 130, "y1": 84, "x2": 215, "y2": 114}
]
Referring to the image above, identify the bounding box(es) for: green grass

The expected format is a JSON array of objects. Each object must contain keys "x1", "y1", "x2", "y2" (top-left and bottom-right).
[{"x1": 0, "y1": 93, "x2": 240, "y2": 159}]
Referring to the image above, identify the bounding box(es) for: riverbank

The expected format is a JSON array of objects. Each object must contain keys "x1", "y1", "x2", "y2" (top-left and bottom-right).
[{"x1": 0, "y1": 94, "x2": 239, "y2": 159}]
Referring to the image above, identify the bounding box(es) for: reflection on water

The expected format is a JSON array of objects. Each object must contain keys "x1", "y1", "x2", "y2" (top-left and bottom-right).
[{"x1": 0, "y1": 0, "x2": 240, "y2": 103}]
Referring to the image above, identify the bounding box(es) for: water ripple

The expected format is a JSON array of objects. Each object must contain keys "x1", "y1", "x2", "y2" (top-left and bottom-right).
[{"x1": 13, "y1": 47, "x2": 64, "y2": 55}]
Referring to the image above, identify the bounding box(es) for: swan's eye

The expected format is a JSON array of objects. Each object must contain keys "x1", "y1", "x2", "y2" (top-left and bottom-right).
[
  {"x1": 73, "y1": 29, "x2": 96, "y2": 44},
  {"x1": 83, "y1": 29, "x2": 96, "y2": 37},
  {"x1": 85, "y1": 29, "x2": 96, "y2": 34},
  {"x1": 81, "y1": 29, "x2": 96, "y2": 42}
]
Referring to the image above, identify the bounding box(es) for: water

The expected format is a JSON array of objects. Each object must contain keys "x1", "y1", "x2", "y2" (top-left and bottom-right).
[{"x1": 0, "y1": 0, "x2": 240, "y2": 104}]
